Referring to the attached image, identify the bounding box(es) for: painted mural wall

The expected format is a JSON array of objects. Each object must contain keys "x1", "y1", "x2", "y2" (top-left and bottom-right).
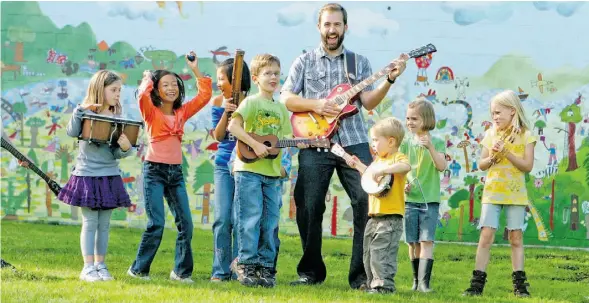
[{"x1": 1, "y1": 1, "x2": 588, "y2": 248}]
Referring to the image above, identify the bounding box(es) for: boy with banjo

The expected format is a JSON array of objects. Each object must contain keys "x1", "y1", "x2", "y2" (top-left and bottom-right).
[{"x1": 335, "y1": 117, "x2": 410, "y2": 294}]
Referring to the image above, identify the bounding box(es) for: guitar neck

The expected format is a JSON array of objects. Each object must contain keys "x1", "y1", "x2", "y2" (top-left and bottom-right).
[
  {"x1": 1, "y1": 137, "x2": 52, "y2": 184},
  {"x1": 276, "y1": 139, "x2": 319, "y2": 148},
  {"x1": 340, "y1": 65, "x2": 392, "y2": 102}
]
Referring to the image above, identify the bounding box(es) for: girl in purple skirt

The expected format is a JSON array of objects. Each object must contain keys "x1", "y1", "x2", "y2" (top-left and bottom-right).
[{"x1": 58, "y1": 70, "x2": 133, "y2": 282}]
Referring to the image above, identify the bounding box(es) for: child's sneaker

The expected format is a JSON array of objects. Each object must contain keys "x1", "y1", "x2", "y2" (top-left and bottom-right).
[
  {"x1": 170, "y1": 270, "x2": 194, "y2": 283},
  {"x1": 127, "y1": 267, "x2": 151, "y2": 281},
  {"x1": 236, "y1": 264, "x2": 258, "y2": 287},
  {"x1": 95, "y1": 263, "x2": 114, "y2": 281},
  {"x1": 79, "y1": 265, "x2": 101, "y2": 282},
  {"x1": 257, "y1": 267, "x2": 276, "y2": 288}
]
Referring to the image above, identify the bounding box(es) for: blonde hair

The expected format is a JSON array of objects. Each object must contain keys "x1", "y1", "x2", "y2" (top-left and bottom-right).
[
  {"x1": 371, "y1": 117, "x2": 405, "y2": 147},
  {"x1": 407, "y1": 97, "x2": 436, "y2": 131},
  {"x1": 82, "y1": 70, "x2": 122, "y2": 115},
  {"x1": 490, "y1": 90, "x2": 530, "y2": 131},
  {"x1": 250, "y1": 54, "x2": 281, "y2": 76}
]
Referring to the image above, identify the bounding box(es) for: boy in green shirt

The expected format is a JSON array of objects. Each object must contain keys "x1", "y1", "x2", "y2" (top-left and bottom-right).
[{"x1": 228, "y1": 54, "x2": 295, "y2": 288}]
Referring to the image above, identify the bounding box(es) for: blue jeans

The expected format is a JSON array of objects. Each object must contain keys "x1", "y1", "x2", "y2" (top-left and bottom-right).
[
  {"x1": 273, "y1": 181, "x2": 284, "y2": 272},
  {"x1": 130, "y1": 161, "x2": 194, "y2": 278},
  {"x1": 211, "y1": 165, "x2": 237, "y2": 279},
  {"x1": 234, "y1": 171, "x2": 280, "y2": 268}
]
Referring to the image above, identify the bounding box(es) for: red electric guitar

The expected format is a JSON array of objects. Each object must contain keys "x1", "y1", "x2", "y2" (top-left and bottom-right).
[{"x1": 291, "y1": 43, "x2": 437, "y2": 139}]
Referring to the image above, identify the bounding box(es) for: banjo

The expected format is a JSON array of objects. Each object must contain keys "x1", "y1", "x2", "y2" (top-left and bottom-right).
[{"x1": 330, "y1": 143, "x2": 393, "y2": 197}]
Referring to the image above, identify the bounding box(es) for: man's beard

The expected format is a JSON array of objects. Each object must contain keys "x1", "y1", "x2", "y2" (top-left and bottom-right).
[{"x1": 322, "y1": 32, "x2": 345, "y2": 51}]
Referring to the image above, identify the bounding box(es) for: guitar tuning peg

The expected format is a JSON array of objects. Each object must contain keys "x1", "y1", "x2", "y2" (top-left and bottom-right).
[
  {"x1": 324, "y1": 148, "x2": 328, "y2": 152},
  {"x1": 317, "y1": 147, "x2": 320, "y2": 152}
]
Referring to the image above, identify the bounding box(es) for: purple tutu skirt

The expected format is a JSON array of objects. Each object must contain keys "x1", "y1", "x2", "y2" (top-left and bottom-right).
[{"x1": 58, "y1": 175, "x2": 131, "y2": 210}]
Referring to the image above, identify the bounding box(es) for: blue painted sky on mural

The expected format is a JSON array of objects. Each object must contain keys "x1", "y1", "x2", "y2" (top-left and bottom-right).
[{"x1": 36, "y1": 1, "x2": 588, "y2": 77}]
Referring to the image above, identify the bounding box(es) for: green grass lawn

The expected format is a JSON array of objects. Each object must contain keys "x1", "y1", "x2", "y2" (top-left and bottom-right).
[{"x1": 1, "y1": 221, "x2": 587, "y2": 303}]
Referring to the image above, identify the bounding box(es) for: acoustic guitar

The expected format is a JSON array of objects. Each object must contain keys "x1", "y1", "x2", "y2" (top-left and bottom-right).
[{"x1": 237, "y1": 134, "x2": 330, "y2": 163}]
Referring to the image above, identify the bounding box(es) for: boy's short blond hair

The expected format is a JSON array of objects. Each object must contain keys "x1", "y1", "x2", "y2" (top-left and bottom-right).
[
  {"x1": 250, "y1": 54, "x2": 281, "y2": 76},
  {"x1": 370, "y1": 117, "x2": 405, "y2": 147},
  {"x1": 407, "y1": 97, "x2": 436, "y2": 131}
]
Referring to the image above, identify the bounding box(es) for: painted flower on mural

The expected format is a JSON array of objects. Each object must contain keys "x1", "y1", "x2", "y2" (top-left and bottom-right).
[{"x1": 534, "y1": 178, "x2": 543, "y2": 189}]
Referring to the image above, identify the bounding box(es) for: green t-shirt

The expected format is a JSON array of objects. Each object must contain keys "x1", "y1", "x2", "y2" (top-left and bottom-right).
[
  {"x1": 232, "y1": 94, "x2": 293, "y2": 177},
  {"x1": 400, "y1": 135, "x2": 445, "y2": 203}
]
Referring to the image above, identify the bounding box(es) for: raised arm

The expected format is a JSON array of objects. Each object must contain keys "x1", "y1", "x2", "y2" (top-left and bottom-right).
[
  {"x1": 137, "y1": 71, "x2": 156, "y2": 123},
  {"x1": 183, "y1": 51, "x2": 213, "y2": 119}
]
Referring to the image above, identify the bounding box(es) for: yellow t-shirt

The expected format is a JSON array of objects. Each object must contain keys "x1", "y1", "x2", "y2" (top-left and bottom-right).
[
  {"x1": 368, "y1": 152, "x2": 409, "y2": 216},
  {"x1": 480, "y1": 128, "x2": 536, "y2": 205}
]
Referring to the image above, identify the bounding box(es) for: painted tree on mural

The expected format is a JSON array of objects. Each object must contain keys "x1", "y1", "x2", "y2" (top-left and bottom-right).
[
  {"x1": 463, "y1": 174, "x2": 479, "y2": 222},
  {"x1": 192, "y1": 160, "x2": 214, "y2": 221},
  {"x1": 25, "y1": 149, "x2": 39, "y2": 213},
  {"x1": 457, "y1": 140, "x2": 471, "y2": 172},
  {"x1": 0, "y1": 178, "x2": 25, "y2": 219},
  {"x1": 6, "y1": 26, "x2": 36, "y2": 63},
  {"x1": 534, "y1": 119, "x2": 546, "y2": 135},
  {"x1": 26, "y1": 117, "x2": 46, "y2": 148},
  {"x1": 144, "y1": 50, "x2": 177, "y2": 70},
  {"x1": 55, "y1": 145, "x2": 73, "y2": 183},
  {"x1": 448, "y1": 188, "x2": 468, "y2": 209},
  {"x1": 12, "y1": 102, "x2": 27, "y2": 146},
  {"x1": 41, "y1": 161, "x2": 56, "y2": 217},
  {"x1": 558, "y1": 99, "x2": 582, "y2": 171}
]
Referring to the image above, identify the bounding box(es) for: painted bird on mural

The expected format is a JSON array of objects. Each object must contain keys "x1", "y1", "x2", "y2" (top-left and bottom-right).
[{"x1": 210, "y1": 46, "x2": 230, "y2": 65}]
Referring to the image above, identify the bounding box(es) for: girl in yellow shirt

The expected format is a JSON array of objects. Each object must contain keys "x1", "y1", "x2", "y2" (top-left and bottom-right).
[{"x1": 464, "y1": 90, "x2": 536, "y2": 298}]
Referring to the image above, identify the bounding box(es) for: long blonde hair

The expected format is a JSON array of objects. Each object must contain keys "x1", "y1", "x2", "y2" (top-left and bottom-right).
[
  {"x1": 490, "y1": 90, "x2": 530, "y2": 132},
  {"x1": 82, "y1": 70, "x2": 122, "y2": 115}
]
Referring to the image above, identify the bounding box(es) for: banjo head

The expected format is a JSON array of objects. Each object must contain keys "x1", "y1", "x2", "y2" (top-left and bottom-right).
[{"x1": 361, "y1": 164, "x2": 393, "y2": 197}]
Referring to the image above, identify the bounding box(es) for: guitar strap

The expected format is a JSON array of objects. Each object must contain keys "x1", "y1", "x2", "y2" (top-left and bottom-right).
[{"x1": 343, "y1": 49, "x2": 358, "y2": 86}]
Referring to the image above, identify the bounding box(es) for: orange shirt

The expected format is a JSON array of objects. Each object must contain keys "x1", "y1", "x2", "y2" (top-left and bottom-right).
[
  {"x1": 145, "y1": 116, "x2": 182, "y2": 164},
  {"x1": 139, "y1": 77, "x2": 212, "y2": 164}
]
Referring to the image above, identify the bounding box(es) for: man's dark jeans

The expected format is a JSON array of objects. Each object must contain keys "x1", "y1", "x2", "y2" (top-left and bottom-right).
[{"x1": 294, "y1": 142, "x2": 372, "y2": 289}]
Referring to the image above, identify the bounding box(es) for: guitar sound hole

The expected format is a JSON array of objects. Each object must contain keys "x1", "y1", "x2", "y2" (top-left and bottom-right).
[{"x1": 263, "y1": 141, "x2": 271, "y2": 147}]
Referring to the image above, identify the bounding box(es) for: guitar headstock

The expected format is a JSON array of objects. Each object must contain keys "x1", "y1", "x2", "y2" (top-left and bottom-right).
[
  {"x1": 407, "y1": 43, "x2": 437, "y2": 59},
  {"x1": 330, "y1": 143, "x2": 347, "y2": 158}
]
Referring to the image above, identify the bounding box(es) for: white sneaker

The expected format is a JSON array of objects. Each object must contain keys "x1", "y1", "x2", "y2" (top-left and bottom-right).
[
  {"x1": 127, "y1": 267, "x2": 151, "y2": 280},
  {"x1": 95, "y1": 263, "x2": 114, "y2": 281},
  {"x1": 170, "y1": 270, "x2": 194, "y2": 283},
  {"x1": 80, "y1": 265, "x2": 102, "y2": 282}
]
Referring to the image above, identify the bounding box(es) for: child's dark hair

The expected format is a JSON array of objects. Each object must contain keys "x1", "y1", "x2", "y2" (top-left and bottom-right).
[
  {"x1": 149, "y1": 70, "x2": 186, "y2": 110},
  {"x1": 218, "y1": 58, "x2": 251, "y2": 97}
]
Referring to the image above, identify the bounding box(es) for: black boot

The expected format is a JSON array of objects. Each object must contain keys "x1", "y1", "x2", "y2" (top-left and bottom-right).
[
  {"x1": 512, "y1": 271, "x2": 531, "y2": 297},
  {"x1": 463, "y1": 270, "x2": 487, "y2": 296},
  {"x1": 417, "y1": 258, "x2": 434, "y2": 292},
  {"x1": 411, "y1": 259, "x2": 419, "y2": 291},
  {"x1": 0, "y1": 259, "x2": 15, "y2": 270}
]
